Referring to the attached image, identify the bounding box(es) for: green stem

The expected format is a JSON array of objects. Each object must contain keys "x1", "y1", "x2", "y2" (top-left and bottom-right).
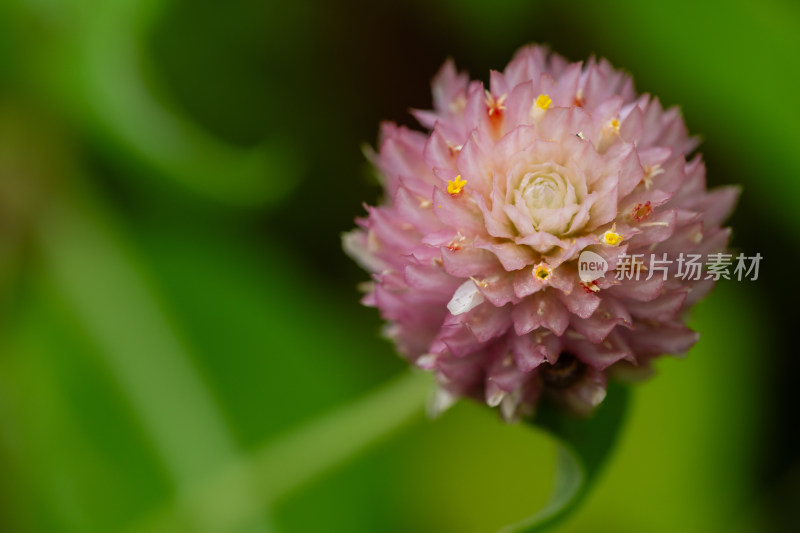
[{"x1": 126, "y1": 370, "x2": 432, "y2": 533}]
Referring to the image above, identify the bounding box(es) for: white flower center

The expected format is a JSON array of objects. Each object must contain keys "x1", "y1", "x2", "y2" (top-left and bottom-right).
[
  {"x1": 522, "y1": 175, "x2": 565, "y2": 210},
  {"x1": 517, "y1": 171, "x2": 579, "y2": 234}
]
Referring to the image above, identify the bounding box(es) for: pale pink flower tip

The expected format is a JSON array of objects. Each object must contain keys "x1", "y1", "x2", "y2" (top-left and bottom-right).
[{"x1": 344, "y1": 45, "x2": 737, "y2": 419}]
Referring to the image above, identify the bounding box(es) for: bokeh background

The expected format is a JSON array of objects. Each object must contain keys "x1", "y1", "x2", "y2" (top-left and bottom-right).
[{"x1": 0, "y1": 0, "x2": 797, "y2": 531}]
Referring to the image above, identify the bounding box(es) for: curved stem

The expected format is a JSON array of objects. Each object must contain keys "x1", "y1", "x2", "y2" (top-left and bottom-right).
[
  {"x1": 499, "y1": 383, "x2": 630, "y2": 533},
  {"x1": 125, "y1": 370, "x2": 432, "y2": 533}
]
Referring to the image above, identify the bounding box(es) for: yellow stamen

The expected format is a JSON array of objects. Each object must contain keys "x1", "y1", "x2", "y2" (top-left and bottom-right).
[
  {"x1": 610, "y1": 118, "x2": 620, "y2": 132},
  {"x1": 535, "y1": 94, "x2": 552, "y2": 110},
  {"x1": 447, "y1": 175, "x2": 467, "y2": 196},
  {"x1": 631, "y1": 201, "x2": 652, "y2": 221},
  {"x1": 533, "y1": 263, "x2": 551, "y2": 281},
  {"x1": 602, "y1": 229, "x2": 623, "y2": 246}
]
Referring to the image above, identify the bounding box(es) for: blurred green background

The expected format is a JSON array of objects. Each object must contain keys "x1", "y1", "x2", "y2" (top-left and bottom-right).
[{"x1": 0, "y1": 0, "x2": 797, "y2": 531}]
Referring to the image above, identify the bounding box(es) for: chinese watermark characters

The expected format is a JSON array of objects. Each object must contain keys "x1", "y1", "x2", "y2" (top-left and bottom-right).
[{"x1": 614, "y1": 252, "x2": 761, "y2": 281}]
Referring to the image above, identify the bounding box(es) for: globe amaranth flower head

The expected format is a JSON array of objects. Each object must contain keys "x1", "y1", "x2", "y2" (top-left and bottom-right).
[{"x1": 343, "y1": 46, "x2": 738, "y2": 420}]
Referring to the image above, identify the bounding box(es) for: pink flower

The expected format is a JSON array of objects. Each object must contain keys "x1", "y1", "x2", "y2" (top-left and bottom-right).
[{"x1": 344, "y1": 46, "x2": 737, "y2": 419}]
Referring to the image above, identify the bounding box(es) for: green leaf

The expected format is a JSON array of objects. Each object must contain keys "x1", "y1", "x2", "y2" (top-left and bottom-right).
[{"x1": 499, "y1": 382, "x2": 630, "y2": 533}]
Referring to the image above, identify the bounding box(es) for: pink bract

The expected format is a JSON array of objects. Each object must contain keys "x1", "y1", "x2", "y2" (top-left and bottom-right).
[{"x1": 344, "y1": 46, "x2": 737, "y2": 419}]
